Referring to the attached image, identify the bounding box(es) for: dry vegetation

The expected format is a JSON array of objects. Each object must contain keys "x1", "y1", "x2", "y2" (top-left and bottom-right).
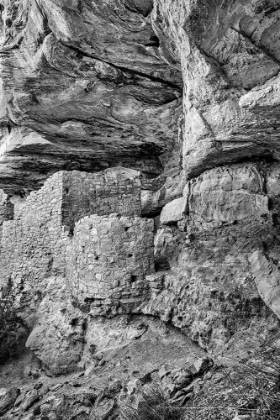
[
  {"x1": 119, "y1": 387, "x2": 186, "y2": 420},
  {"x1": 0, "y1": 279, "x2": 20, "y2": 363},
  {"x1": 120, "y1": 340, "x2": 280, "y2": 420},
  {"x1": 185, "y1": 341, "x2": 280, "y2": 420}
]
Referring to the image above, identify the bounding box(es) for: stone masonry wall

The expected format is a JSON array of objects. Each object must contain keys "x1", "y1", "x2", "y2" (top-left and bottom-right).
[
  {"x1": 0, "y1": 167, "x2": 154, "y2": 375},
  {"x1": 0, "y1": 168, "x2": 149, "y2": 324},
  {"x1": 0, "y1": 172, "x2": 67, "y2": 324},
  {"x1": 67, "y1": 214, "x2": 154, "y2": 316},
  {"x1": 62, "y1": 168, "x2": 142, "y2": 232}
]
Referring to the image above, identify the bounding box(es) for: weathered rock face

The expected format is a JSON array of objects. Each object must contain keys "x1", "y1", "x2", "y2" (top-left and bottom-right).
[
  {"x1": 0, "y1": 0, "x2": 182, "y2": 194},
  {"x1": 26, "y1": 276, "x2": 86, "y2": 376},
  {"x1": 145, "y1": 162, "x2": 278, "y2": 349},
  {"x1": 3, "y1": 1, "x2": 280, "y2": 419},
  {"x1": 152, "y1": 0, "x2": 280, "y2": 179}
]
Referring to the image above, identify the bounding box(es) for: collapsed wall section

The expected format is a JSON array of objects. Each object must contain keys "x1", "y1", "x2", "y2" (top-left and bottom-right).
[
  {"x1": 61, "y1": 168, "x2": 142, "y2": 232},
  {"x1": 67, "y1": 214, "x2": 154, "y2": 315}
]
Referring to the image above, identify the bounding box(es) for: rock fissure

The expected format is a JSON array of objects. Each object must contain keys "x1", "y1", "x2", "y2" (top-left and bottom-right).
[
  {"x1": 60, "y1": 40, "x2": 183, "y2": 92},
  {"x1": 234, "y1": 25, "x2": 280, "y2": 69}
]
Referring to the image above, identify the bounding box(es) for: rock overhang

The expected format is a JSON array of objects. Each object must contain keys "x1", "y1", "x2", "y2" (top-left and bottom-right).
[{"x1": 0, "y1": 0, "x2": 182, "y2": 194}]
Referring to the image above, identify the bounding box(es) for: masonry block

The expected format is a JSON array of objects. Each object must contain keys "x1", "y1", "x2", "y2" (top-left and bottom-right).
[{"x1": 67, "y1": 214, "x2": 154, "y2": 315}]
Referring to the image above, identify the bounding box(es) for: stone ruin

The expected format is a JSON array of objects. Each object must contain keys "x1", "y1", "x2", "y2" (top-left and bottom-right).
[
  {"x1": 0, "y1": 167, "x2": 155, "y2": 323},
  {"x1": 2, "y1": 161, "x2": 280, "y2": 381}
]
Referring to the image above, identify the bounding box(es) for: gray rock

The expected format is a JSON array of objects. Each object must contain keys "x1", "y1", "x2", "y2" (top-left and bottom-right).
[
  {"x1": 0, "y1": 1, "x2": 182, "y2": 194},
  {"x1": 21, "y1": 390, "x2": 39, "y2": 411},
  {"x1": 0, "y1": 388, "x2": 20, "y2": 416},
  {"x1": 249, "y1": 251, "x2": 280, "y2": 319},
  {"x1": 160, "y1": 196, "x2": 188, "y2": 225}
]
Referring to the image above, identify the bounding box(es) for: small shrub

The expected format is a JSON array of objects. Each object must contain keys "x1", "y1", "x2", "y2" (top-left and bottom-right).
[
  {"x1": 0, "y1": 279, "x2": 20, "y2": 363},
  {"x1": 119, "y1": 386, "x2": 186, "y2": 420}
]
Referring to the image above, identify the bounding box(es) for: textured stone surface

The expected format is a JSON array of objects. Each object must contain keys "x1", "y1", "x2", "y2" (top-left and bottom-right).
[
  {"x1": 160, "y1": 196, "x2": 188, "y2": 225},
  {"x1": 151, "y1": 0, "x2": 280, "y2": 181},
  {"x1": 0, "y1": 167, "x2": 157, "y2": 374},
  {"x1": 68, "y1": 214, "x2": 154, "y2": 316},
  {"x1": 143, "y1": 162, "x2": 279, "y2": 350},
  {"x1": 0, "y1": 168, "x2": 147, "y2": 324},
  {"x1": 2, "y1": 161, "x2": 280, "y2": 370},
  {"x1": 0, "y1": 387, "x2": 20, "y2": 416},
  {"x1": 0, "y1": 0, "x2": 182, "y2": 194},
  {"x1": 186, "y1": 163, "x2": 269, "y2": 230},
  {"x1": 0, "y1": 171, "x2": 68, "y2": 325},
  {"x1": 3, "y1": 1, "x2": 280, "y2": 419},
  {"x1": 26, "y1": 277, "x2": 85, "y2": 375},
  {"x1": 62, "y1": 167, "x2": 142, "y2": 232},
  {"x1": 0, "y1": 316, "x2": 209, "y2": 420},
  {"x1": 249, "y1": 250, "x2": 280, "y2": 320}
]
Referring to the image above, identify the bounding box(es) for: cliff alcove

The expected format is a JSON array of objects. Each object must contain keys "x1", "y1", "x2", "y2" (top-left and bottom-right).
[{"x1": 1, "y1": 1, "x2": 280, "y2": 419}]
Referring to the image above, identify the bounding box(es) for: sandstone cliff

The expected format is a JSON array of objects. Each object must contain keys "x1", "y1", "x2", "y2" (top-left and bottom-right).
[{"x1": 1, "y1": 1, "x2": 280, "y2": 419}]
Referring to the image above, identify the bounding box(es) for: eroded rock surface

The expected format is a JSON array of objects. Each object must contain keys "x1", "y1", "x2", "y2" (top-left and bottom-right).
[
  {"x1": 2, "y1": 1, "x2": 280, "y2": 420},
  {"x1": 152, "y1": 0, "x2": 280, "y2": 180},
  {"x1": 0, "y1": 0, "x2": 182, "y2": 194}
]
